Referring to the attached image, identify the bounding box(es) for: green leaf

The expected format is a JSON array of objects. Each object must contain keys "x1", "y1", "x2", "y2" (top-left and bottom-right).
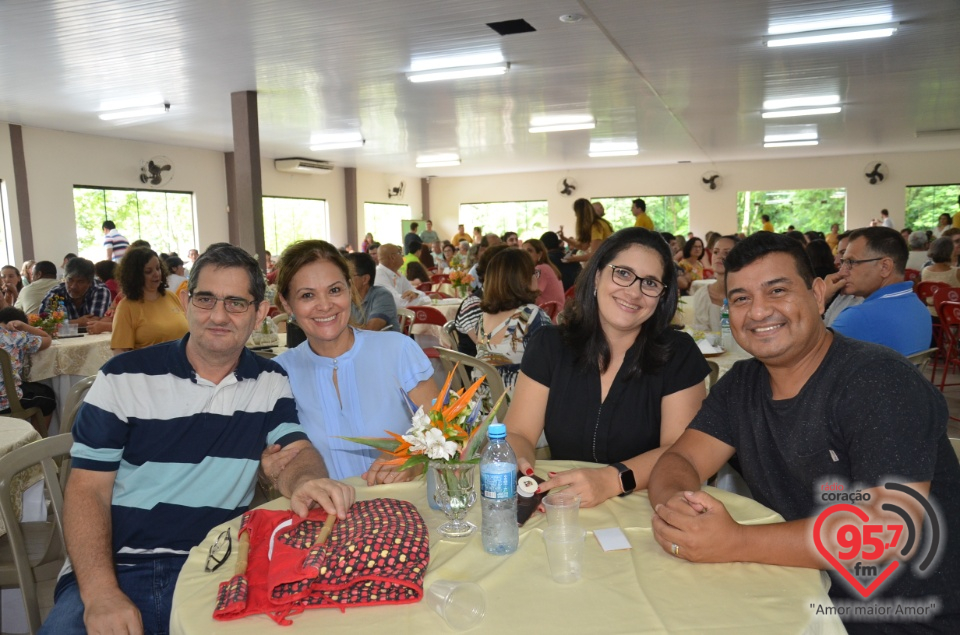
[
  {"x1": 336, "y1": 435, "x2": 401, "y2": 453},
  {"x1": 460, "y1": 392, "x2": 507, "y2": 461}
]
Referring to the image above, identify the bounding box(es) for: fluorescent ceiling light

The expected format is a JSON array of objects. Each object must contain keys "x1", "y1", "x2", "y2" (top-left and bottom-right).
[
  {"x1": 764, "y1": 132, "x2": 818, "y2": 143},
  {"x1": 410, "y1": 52, "x2": 503, "y2": 72},
  {"x1": 99, "y1": 104, "x2": 169, "y2": 121},
  {"x1": 762, "y1": 106, "x2": 842, "y2": 119},
  {"x1": 589, "y1": 140, "x2": 638, "y2": 157},
  {"x1": 764, "y1": 140, "x2": 819, "y2": 148},
  {"x1": 406, "y1": 63, "x2": 508, "y2": 83},
  {"x1": 529, "y1": 114, "x2": 595, "y2": 133},
  {"x1": 763, "y1": 95, "x2": 839, "y2": 110},
  {"x1": 765, "y1": 23, "x2": 898, "y2": 47},
  {"x1": 416, "y1": 153, "x2": 460, "y2": 168},
  {"x1": 310, "y1": 131, "x2": 364, "y2": 150},
  {"x1": 768, "y1": 14, "x2": 893, "y2": 35},
  {"x1": 99, "y1": 93, "x2": 165, "y2": 111}
]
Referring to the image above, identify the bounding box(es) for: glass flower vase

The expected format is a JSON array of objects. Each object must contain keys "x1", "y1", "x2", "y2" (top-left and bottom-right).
[{"x1": 430, "y1": 461, "x2": 478, "y2": 538}]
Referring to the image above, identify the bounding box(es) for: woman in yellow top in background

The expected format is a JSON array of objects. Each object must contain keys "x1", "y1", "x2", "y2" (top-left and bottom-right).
[
  {"x1": 111, "y1": 247, "x2": 188, "y2": 355},
  {"x1": 560, "y1": 198, "x2": 613, "y2": 264}
]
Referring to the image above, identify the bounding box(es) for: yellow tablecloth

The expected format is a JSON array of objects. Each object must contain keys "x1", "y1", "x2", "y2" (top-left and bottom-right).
[
  {"x1": 0, "y1": 417, "x2": 42, "y2": 537},
  {"x1": 25, "y1": 333, "x2": 113, "y2": 382},
  {"x1": 171, "y1": 460, "x2": 844, "y2": 634}
]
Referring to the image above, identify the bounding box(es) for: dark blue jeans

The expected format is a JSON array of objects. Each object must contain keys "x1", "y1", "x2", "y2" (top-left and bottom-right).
[{"x1": 40, "y1": 556, "x2": 187, "y2": 635}]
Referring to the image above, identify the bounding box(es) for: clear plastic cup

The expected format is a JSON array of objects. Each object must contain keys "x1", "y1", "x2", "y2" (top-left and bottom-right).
[
  {"x1": 542, "y1": 491, "x2": 581, "y2": 528},
  {"x1": 543, "y1": 526, "x2": 586, "y2": 584},
  {"x1": 425, "y1": 580, "x2": 486, "y2": 630}
]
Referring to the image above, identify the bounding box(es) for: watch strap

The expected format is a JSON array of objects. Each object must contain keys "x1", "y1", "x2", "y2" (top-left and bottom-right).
[{"x1": 610, "y1": 462, "x2": 635, "y2": 497}]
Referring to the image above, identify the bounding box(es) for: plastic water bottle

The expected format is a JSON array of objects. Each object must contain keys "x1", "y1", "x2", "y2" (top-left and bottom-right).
[
  {"x1": 480, "y1": 423, "x2": 519, "y2": 555},
  {"x1": 720, "y1": 298, "x2": 733, "y2": 351}
]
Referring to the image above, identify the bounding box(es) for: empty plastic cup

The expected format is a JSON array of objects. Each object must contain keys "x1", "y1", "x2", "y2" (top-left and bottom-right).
[
  {"x1": 425, "y1": 580, "x2": 486, "y2": 630},
  {"x1": 543, "y1": 491, "x2": 581, "y2": 528},
  {"x1": 543, "y1": 526, "x2": 586, "y2": 584}
]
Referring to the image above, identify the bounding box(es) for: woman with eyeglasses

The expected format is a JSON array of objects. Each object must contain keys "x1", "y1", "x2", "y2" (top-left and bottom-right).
[
  {"x1": 266, "y1": 240, "x2": 437, "y2": 484},
  {"x1": 474, "y1": 248, "x2": 551, "y2": 396},
  {"x1": 110, "y1": 247, "x2": 188, "y2": 355},
  {"x1": 505, "y1": 228, "x2": 710, "y2": 507}
]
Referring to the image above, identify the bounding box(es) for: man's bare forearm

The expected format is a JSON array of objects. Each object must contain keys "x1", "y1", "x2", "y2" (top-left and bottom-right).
[
  {"x1": 648, "y1": 451, "x2": 704, "y2": 508},
  {"x1": 63, "y1": 474, "x2": 121, "y2": 599},
  {"x1": 277, "y1": 444, "x2": 330, "y2": 497}
]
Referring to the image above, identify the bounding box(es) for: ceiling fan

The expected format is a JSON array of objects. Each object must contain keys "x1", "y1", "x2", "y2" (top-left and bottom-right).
[
  {"x1": 388, "y1": 181, "x2": 405, "y2": 199},
  {"x1": 558, "y1": 177, "x2": 577, "y2": 197}
]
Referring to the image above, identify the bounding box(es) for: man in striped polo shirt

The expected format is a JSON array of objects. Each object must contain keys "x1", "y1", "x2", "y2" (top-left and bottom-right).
[
  {"x1": 42, "y1": 244, "x2": 355, "y2": 634},
  {"x1": 102, "y1": 220, "x2": 130, "y2": 263}
]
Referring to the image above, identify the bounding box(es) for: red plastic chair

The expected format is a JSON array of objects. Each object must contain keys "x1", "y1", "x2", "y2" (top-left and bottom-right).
[
  {"x1": 916, "y1": 281, "x2": 950, "y2": 311},
  {"x1": 934, "y1": 301, "x2": 960, "y2": 392},
  {"x1": 564, "y1": 285, "x2": 576, "y2": 299},
  {"x1": 416, "y1": 282, "x2": 433, "y2": 292},
  {"x1": 904, "y1": 268, "x2": 921, "y2": 284},
  {"x1": 540, "y1": 301, "x2": 561, "y2": 323},
  {"x1": 932, "y1": 286, "x2": 960, "y2": 311},
  {"x1": 412, "y1": 306, "x2": 451, "y2": 359}
]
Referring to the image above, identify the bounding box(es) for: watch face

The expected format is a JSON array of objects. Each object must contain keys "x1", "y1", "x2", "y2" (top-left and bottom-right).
[{"x1": 620, "y1": 469, "x2": 637, "y2": 493}]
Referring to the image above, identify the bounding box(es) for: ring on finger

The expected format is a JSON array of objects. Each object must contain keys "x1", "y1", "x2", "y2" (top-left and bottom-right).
[{"x1": 671, "y1": 543, "x2": 680, "y2": 557}]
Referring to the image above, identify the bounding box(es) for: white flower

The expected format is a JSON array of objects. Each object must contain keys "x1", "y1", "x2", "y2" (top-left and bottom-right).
[
  {"x1": 423, "y1": 427, "x2": 459, "y2": 461},
  {"x1": 410, "y1": 406, "x2": 431, "y2": 433},
  {"x1": 402, "y1": 429, "x2": 428, "y2": 454}
]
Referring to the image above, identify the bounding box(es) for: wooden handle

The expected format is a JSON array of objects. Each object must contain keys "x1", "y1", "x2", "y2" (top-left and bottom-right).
[
  {"x1": 234, "y1": 532, "x2": 250, "y2": 576},
  {"x1": 316, "y1": 513, "x2": 337, "y2": 545}
]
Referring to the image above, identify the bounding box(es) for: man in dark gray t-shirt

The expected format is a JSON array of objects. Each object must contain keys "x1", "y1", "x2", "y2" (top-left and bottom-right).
[{"x1": 648, "y1": 232, "x2": 959, "y2": 633}]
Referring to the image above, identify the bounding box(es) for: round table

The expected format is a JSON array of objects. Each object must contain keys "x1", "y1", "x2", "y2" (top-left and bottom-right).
[
  {"x1": 0, "y1": 417, "x2": 42, "y2": 537},
  {"x1": 171, "y1": 460, "x2": 844, "y2": 634}
]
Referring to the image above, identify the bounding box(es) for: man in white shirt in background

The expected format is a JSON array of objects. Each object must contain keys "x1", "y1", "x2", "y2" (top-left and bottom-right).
[
  {"x1": 15, "y1": 261, "x2": 60, "y2": 315},
  {"x1": 375, "y1": 244, "x2": 429, "y2": 307}
]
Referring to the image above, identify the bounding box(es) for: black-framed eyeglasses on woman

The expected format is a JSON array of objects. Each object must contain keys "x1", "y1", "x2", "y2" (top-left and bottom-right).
[
  {"x1": 190, "y1": 294, "x2": 253, "y2": 313},
  {"x1": 205, "y1": 528, "x2": 232, "y2": 572},
  {"x1": 607, "y1": 265, "x2": 665, "y2": 298}
]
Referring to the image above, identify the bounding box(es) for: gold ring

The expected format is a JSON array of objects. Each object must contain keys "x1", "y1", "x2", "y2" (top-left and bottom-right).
[{"x1": 671, "y1": 543, "x2": 680, "y2": 557}]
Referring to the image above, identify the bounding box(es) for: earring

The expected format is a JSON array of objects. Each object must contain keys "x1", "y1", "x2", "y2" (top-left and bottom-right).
[{"x1": 593, "y1": 288, "x2": 597, "y2": 297}]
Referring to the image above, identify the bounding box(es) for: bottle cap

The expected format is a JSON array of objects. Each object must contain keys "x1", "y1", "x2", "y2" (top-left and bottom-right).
[
  {"x1": 488, "y1": 423, "x2": 506, "y2": 439},
  {"x1": 517, "y1": 476, "x2": 538, "y2": 498}
]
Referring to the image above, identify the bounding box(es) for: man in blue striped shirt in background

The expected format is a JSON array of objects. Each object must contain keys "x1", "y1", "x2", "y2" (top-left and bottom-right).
[{"x1": 41, "y1": 244, "x2": 355, "y2": 635}]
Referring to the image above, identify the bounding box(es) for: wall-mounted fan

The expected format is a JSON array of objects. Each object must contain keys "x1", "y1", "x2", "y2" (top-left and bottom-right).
[
  {"x1": 139, "y1": 156, "x2": 173, "y2": 186},
  {"x1": 388, "y1": 181, "x2": 405, "y2": 199},
  {"x1": 557, "y1": 177, "x2": 578, "y2": 197},
  {"x1": 700, "y1": 171, "x2": 722, "y2": 191},
  {"x1": 864, "y1": 161, "x2": 888, "y2": 185}
]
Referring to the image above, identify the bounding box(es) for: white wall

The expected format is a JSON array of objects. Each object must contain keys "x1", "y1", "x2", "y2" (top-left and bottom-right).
[
  {"x1": 261, "y1": 161, "x2": 347, "y2": 247},
  {"x1": 355, "y1": 169, "x2": 422, "y2": 246},
  {"x1": 428, "y1": 149, "x2": 960, "y2": 239},
  {"x1": 10, "y1": 126, "x2": 229, "y2": 264}
]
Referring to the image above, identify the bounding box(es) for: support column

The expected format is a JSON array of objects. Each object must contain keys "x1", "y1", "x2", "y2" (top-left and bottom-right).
[
  {"x1": 344, "y1": 168, "x2": 358, "y2": 249},
  {"x1": 9, "y1": 124, "x2": 34, "y2": 260},
  {"x1": 421, "y1": 177, "x2": 430, "y2": 220},
  {"x1": 230, "y1": 91, "x2": 265, "y2": 266},
  {"x1": 224, "y1": 152, "x2": 240, "y2": 246}
]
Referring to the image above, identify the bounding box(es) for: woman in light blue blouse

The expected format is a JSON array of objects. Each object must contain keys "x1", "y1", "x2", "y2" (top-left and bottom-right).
[{"x1": 267, "y1": 240, "x2": 437, "y2": 484}]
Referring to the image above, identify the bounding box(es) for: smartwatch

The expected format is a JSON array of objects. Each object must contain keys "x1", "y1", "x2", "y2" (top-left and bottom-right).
[{"x1": 611, "y1": 462, "x2": 636, "y2": 497}]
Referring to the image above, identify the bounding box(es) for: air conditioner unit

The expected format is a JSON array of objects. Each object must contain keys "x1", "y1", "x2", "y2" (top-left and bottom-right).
[{"x1": 274, "y1": 158, "x2": 334, "y2": 175}]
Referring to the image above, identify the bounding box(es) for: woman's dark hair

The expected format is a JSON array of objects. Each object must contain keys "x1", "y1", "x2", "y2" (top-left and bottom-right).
[
  {"x1": 406, "y1": 261, "x2": 430, "y2": 283},
  {"x1": 1, "y1": 265, "x2": 22, "y2": 291},
  {"x1": 573, "y1": 198, "x2": 595, "y2": 244},
  {"x1": 0, "y1": 306, "x2": 28, "y2": 324},
  {"x1": 540, "y1": 231, "x2": 562, "y2": 250},
  {"x1": 480, "y1": 248, "x2": 539, "y2": 313},
  {"x1": 928, "y1": 237, "x2": 954, "y2": 264},
  {"x1": 94, "y1": 260, "x2": 117, "y2": 282},
  {"x1": 559, "y1": 228, "x2": 678, "y2": 378},
  {"x1": 805, "y1": 240, "x2": 837, "y2": 278},
  {"x1": 682, "y1": 237, "x2": 703, "y2": 259},
  {"x1": 418, "y1": 244, "x2": 435, "y2": 270},
  {"x1": 117, "y1": 247, "x2": 169, "y2": 300},
  {"x1": 475, "y1": 244, "x2": 510, "y2": 284}
]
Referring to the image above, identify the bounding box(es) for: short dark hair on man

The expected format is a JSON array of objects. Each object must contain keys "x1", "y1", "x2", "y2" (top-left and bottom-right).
[
  {"x1": 724, "y1": 231, "x2": 816, "y2": 289},
  {"x1": 561, "y1": 227, "x2": 678, "y2": 379},
  {"x1": 33, "y1": 261, "x2": 57, "y2": 279},
  {"x1": 410, "y1": 222, "x2": 419, "y2": 232},
  {"x1": 64, "y1": 257, "x2": 96, "y2": 283},
  {"x1": 117, "y1": 247, "x2": 169, "y2": 300},
  {"x1": 660, "y1": 232, "x2": 676, "y2": 242},
  {"x1": 0, "y1": 307, "x2": 28, "y2": 324},
  {"x1": 502, "y1": 231, "x2": 518, "y2": 242},
  {"x1": 130, "y1": 239, "x2": 151, "y2": 249},
  {"x1": 633, "y1": 198, "x2": 646, "y2": 212},
  {"x1": 102, "y1": 220, "x2": 116, "y2": 230},
  {"x1": 345, "y1": 252, "x2": 376, "y2": 282},
  {"x1": 93, "y1": 260, "x2": 117, "y2": 282},
  {"x1": 848, "y1": 226, "x2": 908, "y2": 274},
  {"x1": 761, "y1": 214, "x2": 770, "y2": 222},
  {"x1": 540, "y1": 231, "x2": 561, "y2": 250},
  {"x1": 188, "y1": 244, "x2": 265, "y2": 304},
  {"x1": 166, "y1": 255, "x2": 184, "y2": 269},
  {"x1": 785, "y1": 230, "x2": 807, "y2": 245},
  {"x1": 480, "y1": 248, "x2": 539, "y2": 313}
]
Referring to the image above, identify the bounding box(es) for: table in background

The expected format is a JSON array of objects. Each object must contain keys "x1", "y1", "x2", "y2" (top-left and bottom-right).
[
  {"x1": 0, "y1": 417, "x2": 42, "y2": 538},
  {"x1": 25, "y1": 333, "x2": 113, "y2": 435},
  {"x1": 171, "y1": 460, "x2": 844, "y2": 634}
]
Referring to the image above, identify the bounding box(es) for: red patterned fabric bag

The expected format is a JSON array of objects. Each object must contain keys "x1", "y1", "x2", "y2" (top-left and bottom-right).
[{"x1": 213, "y1": 498, "x2": 429, "y2": 625}]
